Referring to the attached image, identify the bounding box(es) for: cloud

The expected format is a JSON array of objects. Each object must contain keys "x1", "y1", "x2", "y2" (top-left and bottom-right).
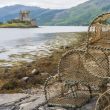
[{"x1": 0, "y1": 0, "x2": 89, "y2": 9}]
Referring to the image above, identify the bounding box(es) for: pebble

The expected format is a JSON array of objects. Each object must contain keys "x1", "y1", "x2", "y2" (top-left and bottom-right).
[
  {"x1": 31, "y1": 69, "x2": 40, "y2": 75},
  {"x1": 60, "y1": 45, "x2": 70, "y2": 49},
  {"x1": 40, "y1": 72, "x2": 49, "y2": 76},
  {"x1": 21, "y1": 77, "x2": 29, "y2": 82}
]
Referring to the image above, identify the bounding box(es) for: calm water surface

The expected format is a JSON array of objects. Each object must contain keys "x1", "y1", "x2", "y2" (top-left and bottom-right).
[{"x1": 0, "y1": 26, "x2": 88, "y2": 67}]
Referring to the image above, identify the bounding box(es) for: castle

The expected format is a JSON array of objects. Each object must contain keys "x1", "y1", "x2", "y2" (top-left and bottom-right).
[
  {"x1": 6, "y1": 10, "x2": 38, "y2": 27},
  {"x1": 19, "y1": 11, "x2": 37, "y2": 27},
  {"x1": 19, "y1": 11, "x2": 31, "y2": 21}
]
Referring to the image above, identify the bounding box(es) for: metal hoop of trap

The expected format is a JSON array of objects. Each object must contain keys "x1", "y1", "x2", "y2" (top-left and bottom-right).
[{"x1": 95, "y1": 89, "x2": 110, "y2": 110}]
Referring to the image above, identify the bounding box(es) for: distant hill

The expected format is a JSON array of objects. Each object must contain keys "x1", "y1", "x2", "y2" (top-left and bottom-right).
[
  {"x1": 0, "y1": 0, "x2": 110, "y2": 26},
  {"x1": 49, "y1": 0, "x2": 110, "y2": 26},
  {"x1": 0, "y1": 5, "x2": 64, "y2": 26}
]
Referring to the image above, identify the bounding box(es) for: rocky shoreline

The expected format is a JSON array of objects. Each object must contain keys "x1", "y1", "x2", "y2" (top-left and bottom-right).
[
  {"x1": 0, "y1": 89, "x2": 46, "y2": 110},
  {"x1": 0, "y1": 32, "x2": 88, "y2": 110},
  {"x1": 0, "y1": 32, "x2": 87, "y2": 93}
]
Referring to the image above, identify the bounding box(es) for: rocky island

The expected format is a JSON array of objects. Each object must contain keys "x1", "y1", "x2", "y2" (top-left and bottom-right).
[{"x1": 0, "y1": 11, "x2": 38, "y2": 28}]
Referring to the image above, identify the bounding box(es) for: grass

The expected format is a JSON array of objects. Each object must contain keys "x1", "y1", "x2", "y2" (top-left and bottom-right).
[{"x1": 0, "y1": 23, "x2": 35, "y2": 28}]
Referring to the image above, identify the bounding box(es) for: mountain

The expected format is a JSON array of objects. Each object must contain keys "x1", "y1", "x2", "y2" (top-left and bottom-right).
[
  {"x1": 0, "y1": 0, "x2": 110, "y2": 26},
  {"x1": 49, "y1": 0, "x2": 110, "y2": 26},
  {"x1": 0, "y1": 5, "x2": 65, "y2": 25}
]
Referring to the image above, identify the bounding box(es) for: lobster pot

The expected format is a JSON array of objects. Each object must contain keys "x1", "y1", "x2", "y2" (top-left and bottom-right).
[
  {"x1": 95, "y1": 89, "x2": 110, "y2": 110},
  {"x1": 88, "y1": 13, "x2": 110, "y2": 49}
]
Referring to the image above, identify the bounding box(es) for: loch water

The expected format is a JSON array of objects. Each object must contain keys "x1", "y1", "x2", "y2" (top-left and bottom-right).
[{"x1": 0, "y1": 26, "x2": 88, "y2": 67}]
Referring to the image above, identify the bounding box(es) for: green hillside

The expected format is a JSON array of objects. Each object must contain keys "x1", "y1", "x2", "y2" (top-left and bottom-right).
[{"x1": 49, "y1": 0, "x2": 110, "y2": 25}]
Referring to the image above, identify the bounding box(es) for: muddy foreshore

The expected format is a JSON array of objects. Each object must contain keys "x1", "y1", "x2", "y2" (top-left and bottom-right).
[{"x1": 0, "y1": 32, "x2": 87, "y2": 93}]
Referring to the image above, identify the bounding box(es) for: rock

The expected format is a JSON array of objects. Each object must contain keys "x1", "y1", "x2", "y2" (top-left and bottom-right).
[
  {"x1": 21, "y1": 77, "x2": 29, "y2": 82},
  {"x1": 40, "y1": 72, "x2": 49, "y2": 76},
  {"x1": 56, "y1": 108, "x2": 67, "y2": 110},
  {"x1": 0, "y1": 92, "x2": 46, "y2": 110},
  {"x1": 26, "y1": 64, "x2": 32, "y2": 67},
  {"x1": 38, "y1": 107, "x2": 45, "y2": 110},
  {"x1": 43, "y1": 107, "x2": 67, "y2": 110},
  {"x1": 64, "y1": 45, "x2": 70, "y2": 49},
  {"x1": 60, "y1": 45, "x2": 70, "y2": 49},
  {"x1": 31, "y1": 69, "x2": 40, "y2": 75},
  {"x1": 19, "y1": 94, "x2": 46, "y2": 110},
  {"x1": 0, "y1": 93, "x2": 28, "y2": 105},
  {"x1": 79, "y1": 97, "x2": 97, "y2": 110},
  {"x1": 49, "y1": 49, "x2": 53, "y2": 52},
  {"x1": 60, "y1": 46, "x2": 64, "y2": 49}
]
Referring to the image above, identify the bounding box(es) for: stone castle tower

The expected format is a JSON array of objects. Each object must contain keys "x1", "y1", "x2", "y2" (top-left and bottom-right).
[{"x1": 19, "y1": 11, "x2": 31, "y2": 21}]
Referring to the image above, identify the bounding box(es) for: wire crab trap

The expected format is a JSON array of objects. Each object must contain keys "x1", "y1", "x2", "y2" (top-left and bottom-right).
[
  {"x1": 86, "y1": 12, "x2": 110, "y2": 110},
  {"x1": 41, "y1": 13, "x2": 110, "y2": 110},
  {"x1": 95, "y1": 89, "x2": 110, "y2": 110},
  {"x1": 88, "y1": 13, "x2": 110, "y2": 50},
  {"x1": 87, "y1": 13, "x2": 110, "y2": 77},
  {"x1": 84, "y1": 48, "x2": 109, "y2": 79},
  {"x1": 43, "y1": 49, "x2": 104, "y2": 109}
]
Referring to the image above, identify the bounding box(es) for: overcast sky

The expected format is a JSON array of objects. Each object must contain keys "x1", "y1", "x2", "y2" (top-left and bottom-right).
[{"x1": 0, "y1": 0, "x2": 89, "y2": 9}]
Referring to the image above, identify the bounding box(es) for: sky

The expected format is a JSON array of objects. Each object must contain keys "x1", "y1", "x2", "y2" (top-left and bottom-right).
[{"x1": 0, "y1": 0, "x2": 89, "y2": 9}]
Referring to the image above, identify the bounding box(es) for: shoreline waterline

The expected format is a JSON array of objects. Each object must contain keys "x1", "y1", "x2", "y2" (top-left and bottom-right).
[
  {"x1": 0, "y1": 31, "x2": 87, "y2": 93},
  {"x1": 0, "y1": 30, "x2": 88, "y2": 67}
]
